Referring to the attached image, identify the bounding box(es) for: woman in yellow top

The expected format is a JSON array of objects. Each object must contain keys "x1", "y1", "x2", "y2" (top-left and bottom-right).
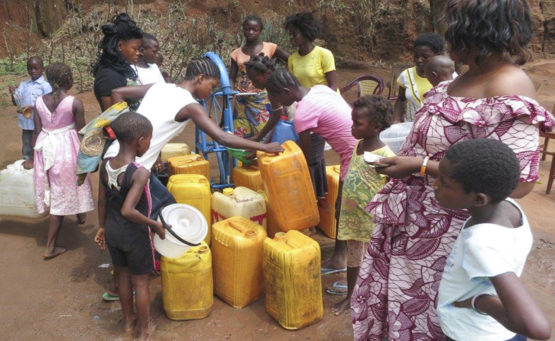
[
  {"x1": 286, "y1": 12, "x2": 337, "y2": 90},
  {"x1": 229, "y1": 15, "x2": 289, "y2": 138},
  {"x1": 394, "y1": 33, "x2": 446, "y2": 122},
  {"x1": 284, "y1": 12, "x2": 337, "y2": 240}
]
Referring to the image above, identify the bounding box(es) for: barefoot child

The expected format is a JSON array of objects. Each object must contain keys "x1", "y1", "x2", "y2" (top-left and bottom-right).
[
  {"x1": 96, "y1": 112, "x2": 165, "y2": 340},
  {"x1": 32, "y1": 62, "x2": 94, "y2": 259},
  {"x1": 8, "y1": 56, "x2": 52, "y2": 161},
  {"x1": 435, "y1": 139, "x2": 551, "y2": 341},
  {"x1": 332, "y1": 95, "x2": 395, "y2": 314},
  {"x1": 425, "y1": 55, "x2": 455, "y2": 86}
]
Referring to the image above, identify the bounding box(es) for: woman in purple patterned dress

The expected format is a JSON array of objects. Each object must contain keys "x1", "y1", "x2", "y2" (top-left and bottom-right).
[{"x1": 351, "y1": 1, "x2": 555, "y2": 339}]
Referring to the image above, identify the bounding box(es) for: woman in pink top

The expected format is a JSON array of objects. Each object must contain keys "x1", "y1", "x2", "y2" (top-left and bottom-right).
[{"x1": 229, "y1": 15, "x2": 289, "y2": 138}]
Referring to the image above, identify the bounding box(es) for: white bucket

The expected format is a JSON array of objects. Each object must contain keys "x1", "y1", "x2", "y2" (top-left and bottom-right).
[
  {"x1": 380, "y1": 122, "x2": 413, "y2": 154},
  {"x1": 153, "y1": 204, "x2": 208, "y2": 259}
]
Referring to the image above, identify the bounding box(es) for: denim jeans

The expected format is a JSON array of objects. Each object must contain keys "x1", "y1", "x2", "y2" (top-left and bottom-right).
[{"x1": 22, "y1": 129, "x2": 33, "y2": 160}]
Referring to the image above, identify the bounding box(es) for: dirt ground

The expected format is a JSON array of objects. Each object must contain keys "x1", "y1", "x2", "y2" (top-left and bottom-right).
[{"x1": 0, "y1": 62, "x2": 554, "y2": 341}]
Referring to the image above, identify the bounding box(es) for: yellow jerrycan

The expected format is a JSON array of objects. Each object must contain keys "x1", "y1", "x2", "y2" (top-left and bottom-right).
[
  {"x1": 263, "y1": 230, "x2": 323, "y2": 330},
  {"x1": 211, "y1": 216, "x2": 267, "y2": 308},
  {"x1": 318, "y1": 165, "x2": 341, "y2": 238},
  {"x1": 232, "y1": 164, "x2": 264, "y2": 192},
  {"x1": 161, "y1": 142, "x2": 190, "y2": 162},
  {"x1": 211, "y1": 187, "x2": 266, "y2": 228},
  {"x1": 161, "y1": 242, "x2": 213, "y2": 320},
  {"x1": 167, "y1": 174, "x2": 211, "y2": 244},
  {"x1": 256, "y1": 140, "x2": 319, "y2": 231},
  {"x1": 259, "y1": 190, "x2": 280, "y2": 238},
  {"x1": 168, "y1": 153, "x2": 210, "y2": 179}
]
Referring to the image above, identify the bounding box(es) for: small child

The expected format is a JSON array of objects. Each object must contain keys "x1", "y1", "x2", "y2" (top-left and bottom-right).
[
  {"x1": 424, "y1": 55, "x2": 455, "y2": 86},
  {"x1": 435, "y1": 138, "x2": 551, "y2": 341},
  {"x1": 132, "y1": 32, "x2": 165, "y2": 85},
  {"x1": 95, "y1": 112, "x2": 165, "y2": 340},
  {"x1": 331, "y1": 95, "x2": 395, "y2": 315},
  {"x1": 33, "y1": 62, "x2": 94, "y2": 259},
  {"x1": 8, "y1": 56, "x2": 52, "y2": 161}
]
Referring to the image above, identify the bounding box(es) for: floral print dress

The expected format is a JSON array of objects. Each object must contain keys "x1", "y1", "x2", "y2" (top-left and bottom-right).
[{"x1": 351, "y1": 81, "x2": 554, "y2": 341}]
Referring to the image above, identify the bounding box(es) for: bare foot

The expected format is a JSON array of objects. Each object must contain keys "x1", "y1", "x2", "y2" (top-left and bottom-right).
[
  {"x1": 76, "y1": 213, "x2": 86, "y2": 225},
  {"x1": 123, "y1": 317, "x2": 135, "y2": 335},
  {"x1": 138, "y1": 321, "x2": 156, "y2": 341},
  {"x1": 332, "y1": 297, "x2": 351, "y2": 316},
  {"x1": 43, "y1": 246, "x2": 67, "y2": 260}
]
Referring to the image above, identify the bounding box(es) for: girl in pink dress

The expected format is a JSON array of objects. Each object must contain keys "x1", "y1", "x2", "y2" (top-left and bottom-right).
[
  {"x1": 33, "y1": 63, "x2": 94, "y2": 260},
  {"x1": 351, "y1": 0, "x2": 555, "y2": 339}
]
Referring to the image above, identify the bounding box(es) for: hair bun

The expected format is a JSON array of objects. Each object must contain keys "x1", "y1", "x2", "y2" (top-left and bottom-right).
[{"x1": 101, "y1": 24, "x2": 117, "y2": 36}]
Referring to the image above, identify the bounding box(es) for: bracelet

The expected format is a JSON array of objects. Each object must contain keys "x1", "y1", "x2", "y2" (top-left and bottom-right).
[
  {"x1": 271, "y1": 106, "x2": 284, "y2": 112},
  {"x1": 471, "y1": 293, "x2": 491, "y2": 315},
  {"x1": 419, "y1": 156, "x2": 430, "y2": 176}
]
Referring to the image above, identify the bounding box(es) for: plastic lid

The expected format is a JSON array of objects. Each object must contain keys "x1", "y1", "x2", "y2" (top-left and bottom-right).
[{"x1": 223, "y1": 188, "x2": 234, "y2": 196}]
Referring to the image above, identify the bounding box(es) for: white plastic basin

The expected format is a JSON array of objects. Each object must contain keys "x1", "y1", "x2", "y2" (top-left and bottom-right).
[{"x1": 153, "y1": 204, "x2": 208, "y2": 259}]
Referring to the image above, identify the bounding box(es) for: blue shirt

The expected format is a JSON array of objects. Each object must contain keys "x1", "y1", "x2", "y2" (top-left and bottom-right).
[{"x1": 14, "y1": 76, "x2": 52, "y2": 130}]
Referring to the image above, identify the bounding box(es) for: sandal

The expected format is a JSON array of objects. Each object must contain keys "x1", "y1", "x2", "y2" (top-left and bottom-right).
[{"x1": 102, "y1": 292, "x2": 120, "y2": 301}]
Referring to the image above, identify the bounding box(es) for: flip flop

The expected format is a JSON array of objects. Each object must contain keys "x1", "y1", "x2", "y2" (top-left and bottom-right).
[
  {"x1": 325, "y1": 287, "x2": 347, "y2": 296},
  {"x1": 102, "y1": 292, "x2": 120, "y2": 301},
  {"x1": 321, "y1": 267, "x2": 347, "y2": 275}
]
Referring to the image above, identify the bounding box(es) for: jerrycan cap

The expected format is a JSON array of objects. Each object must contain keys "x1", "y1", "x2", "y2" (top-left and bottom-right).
[{"x1": 223, "y1": 188, "x2": 234, "y2": 196}]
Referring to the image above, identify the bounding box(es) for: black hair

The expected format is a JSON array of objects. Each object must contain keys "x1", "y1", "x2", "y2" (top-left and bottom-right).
[
  {"x1": 45, "y1": 62, "x2": 72, "y2": 91},
  {"x1": 445, "y1": 138, "x2": 520, "y2": 203},
  {"x1": 444, "y1": 0, "x2": 532, "y2": 65},
  {"x1": 111, "y1": 112, "x2": 152, "y2": 143},
  {"x1": 243, "y1": 15, "x2": 263, "y2": 29},
  {"x1": 91, "y1": 13, "x2": 143, "y2": 78},
  {"x1": 265, "y1": 68, "x2": 300, "y2": 94},
  {"x1": 27, "y1": 56, "x2": 44, "y2": 66},
  {"x1": 284, "y1": 12, "x2": 319, "y2": 42},
  {"x1": 184, "y1": 58, "x2": 220, "y2": 80},
  {"x1": 353, "y1": 95, "x2": 394, "y2": 131},
  {"x1": 244, "y1": 53, "x2": 275, "y2": 74},
  {"x1": 142, "y1": 32, "x2": 158, "y2": 43},
  {"x1": 414, "y1": 33, "x2": 445, "y2": 54}
]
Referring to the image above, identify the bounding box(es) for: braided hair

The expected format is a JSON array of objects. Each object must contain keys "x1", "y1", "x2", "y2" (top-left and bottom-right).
[
  {"x1": 244, "y1": 53, "x2": 275, "y2": 74},
  {"x1": 184, "y1": 58, "x2": 220, "y2": 80},
  {"x1": 445, "y1": 139, "x2": 520, "y2": 203},
  {"x1": 92, "y1": 13, "x2": 143, "y2": 79},
  {"x1": 284, "y1": 12, "x2": 319, "y2": 42},
  {"x1": 265, "y1": 68, "x2": 300, "y2": 95}
]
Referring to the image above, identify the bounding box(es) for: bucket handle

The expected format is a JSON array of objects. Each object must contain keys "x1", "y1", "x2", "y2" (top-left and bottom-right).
[{"x1": 159, "y1": 208, "x2": 201, "y2": 247}]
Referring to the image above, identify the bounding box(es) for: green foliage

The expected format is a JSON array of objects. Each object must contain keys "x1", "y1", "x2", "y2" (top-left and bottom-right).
[
  {"x1": 0, "y1": 57, "x2": 28, "y2": 75},
  {"x1": 0, "y1": 1, "x2": 294, "y2": 91}
]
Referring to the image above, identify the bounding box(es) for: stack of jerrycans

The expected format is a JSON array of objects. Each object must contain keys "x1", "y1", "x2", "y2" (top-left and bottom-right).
[
  {"x1": 166, "y1": 174, "x2": 211, "y2": 244},
  {"x1": 231, "y1": 165, "x2": 264, "y2": 192},
  {"x1": 211, "y1": 187, "x2": 267, "y2": 228},
  {"x1": 168, "y1": 153, "x2": 210, "y2": 180},
  {"x1": 263, "y1": 230, "x2": 323, "y2": 329},
  {"x1": 211, "y1": 216, "x2": 266, "y2": 308},
  {"x1": 256, "y1": 140, "x2": 319, "y2": 232},
  {"x1": 161, "y1": 242, "x2": 213, "y2": 320},
  {"x1": 318, "y1": 165, "x2": 341, "y2": 238}
]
